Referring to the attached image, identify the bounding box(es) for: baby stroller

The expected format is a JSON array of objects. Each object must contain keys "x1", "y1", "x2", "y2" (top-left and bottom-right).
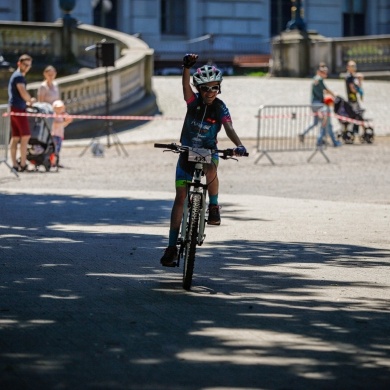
[
  {"x1": 26, "y1": 102, "x2": 58, "y2": 171},
  {"x1": 333, "y1": 96, "x2": 374, "y2": 144}
]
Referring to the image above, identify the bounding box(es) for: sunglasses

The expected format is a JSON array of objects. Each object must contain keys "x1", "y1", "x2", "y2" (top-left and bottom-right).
[{"x1": 199, "y1": 85, "x2": 220, "y2": 93}]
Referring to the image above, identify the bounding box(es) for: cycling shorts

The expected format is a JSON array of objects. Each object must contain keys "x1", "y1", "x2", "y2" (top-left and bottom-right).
[{"x1": 175, "y1": 152, "x2": 219, "y2": 188}]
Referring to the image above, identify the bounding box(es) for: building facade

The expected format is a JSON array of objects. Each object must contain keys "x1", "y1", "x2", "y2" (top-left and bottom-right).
[{"x1": 1, "y1": 0, "x2": 389, "y2": 63}]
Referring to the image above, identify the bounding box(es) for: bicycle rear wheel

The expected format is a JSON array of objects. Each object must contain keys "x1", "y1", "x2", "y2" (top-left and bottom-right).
[{"x1": 183, "y1": 193, "x2": 201, "y2": 290}]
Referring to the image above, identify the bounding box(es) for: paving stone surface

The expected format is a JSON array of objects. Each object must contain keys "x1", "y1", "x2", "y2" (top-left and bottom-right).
[{"x1": 0, "y1": 76, "x2": 389, "y2": 390}]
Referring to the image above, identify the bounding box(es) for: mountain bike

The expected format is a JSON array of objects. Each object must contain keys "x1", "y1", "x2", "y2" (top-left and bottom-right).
[{"x1": 154, "y1": 143, "x2": 248, "y2": 290}]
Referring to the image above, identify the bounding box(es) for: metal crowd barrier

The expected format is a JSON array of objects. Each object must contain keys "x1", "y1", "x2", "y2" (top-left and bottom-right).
[
  {"x1": 0, "y1": 104, "x2": 17, "y2": 177},
  {"x1": 255, "y1": 104, "x2": 330, "y2": 165}
]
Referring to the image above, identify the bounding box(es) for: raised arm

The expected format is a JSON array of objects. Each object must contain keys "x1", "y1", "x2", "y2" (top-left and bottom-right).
[{"x1": 182, "y1": 53, "x2": 198, "y2": 101}]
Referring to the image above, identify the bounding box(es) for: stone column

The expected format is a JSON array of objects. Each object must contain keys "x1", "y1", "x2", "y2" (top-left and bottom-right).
[
  {"x1": 271, "y1": 30, "x2": 328, "y2": 77},
  {"x1": 59, "y1": 0, "x2": 77, "y2": 63}
]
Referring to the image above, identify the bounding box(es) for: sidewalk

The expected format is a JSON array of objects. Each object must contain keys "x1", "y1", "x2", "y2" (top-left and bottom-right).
[
  {"x1": 0, "y1": 76, "x2": 389, "y2": 390},
  {"x1": 65, "y1": 75, "x2": 390, "y2": 148},
  {"x1": 1, "y1": 184, "x2": 389, "y2": 389}
]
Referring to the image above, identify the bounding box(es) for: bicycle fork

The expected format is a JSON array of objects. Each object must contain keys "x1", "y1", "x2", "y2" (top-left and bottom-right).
[
  {"x1": 198, "y1": 188, "x2": 207, "y2": 246},
  {"x1": 192, "y1": 163, "x2": 208, "y2": 247},
  {"x1": 177, "y1": 167, "x2": 208, "y2": 266}
]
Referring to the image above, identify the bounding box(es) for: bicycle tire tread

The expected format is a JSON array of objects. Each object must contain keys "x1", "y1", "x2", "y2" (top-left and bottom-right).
[{"x1": 183, "y1": 193, "x2": 201, "y2": 290}]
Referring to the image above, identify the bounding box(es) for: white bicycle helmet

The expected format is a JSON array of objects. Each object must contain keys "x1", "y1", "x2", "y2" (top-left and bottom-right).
[{"x1": 193, "y1": 65, "x2": 223, "y2": 86}]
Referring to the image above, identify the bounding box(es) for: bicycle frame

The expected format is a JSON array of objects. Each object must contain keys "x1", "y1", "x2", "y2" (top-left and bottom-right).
[{"x1": 178, "y1": 161, "x2": 208, "y2": 264}]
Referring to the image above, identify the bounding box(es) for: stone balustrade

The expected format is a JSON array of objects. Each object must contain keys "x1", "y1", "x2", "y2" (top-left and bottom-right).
[
  {"x1": 272, "y1": 31, "x2": 390, "y2": 78},
  {"x1": 0, "y1": 21, "x2": 156, "y2": 138}
]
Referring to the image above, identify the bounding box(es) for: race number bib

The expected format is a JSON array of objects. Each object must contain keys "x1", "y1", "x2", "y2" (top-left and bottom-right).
[{"x1": 188, "y1": 148, "x2": 212, "y2": 163}]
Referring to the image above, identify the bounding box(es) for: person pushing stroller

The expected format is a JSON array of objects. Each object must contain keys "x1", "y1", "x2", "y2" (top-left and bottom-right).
[{"x1": 299, "y1": 63, "x2": 335, "y2": 143}]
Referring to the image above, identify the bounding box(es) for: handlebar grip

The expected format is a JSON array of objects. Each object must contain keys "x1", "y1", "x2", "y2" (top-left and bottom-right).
[
  {"x1": 223, "y1": 149, "x2": 249, "y2": 157},
  {"x1": 233, "y1": 148, "x2": 249, "y2": 157},
  {"x1": 154, "y1": 143, "x2": 178, "y2": 150}
]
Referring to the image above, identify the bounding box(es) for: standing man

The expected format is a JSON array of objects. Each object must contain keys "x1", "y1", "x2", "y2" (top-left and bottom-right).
[
  {"x1": 345, "y1": 60, "x2": 362, "y2": 135},
  {"x1": 299, "y1": 63, "x2": 335, "y2": 143},
  {"x1": 8, "y1": 54, "x2": 36, "y2": 172}
]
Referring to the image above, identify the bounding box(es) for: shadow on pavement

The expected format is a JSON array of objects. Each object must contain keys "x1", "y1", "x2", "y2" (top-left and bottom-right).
[{"x1": 0, "y1": 193, "x2": 389, "y2": 389}]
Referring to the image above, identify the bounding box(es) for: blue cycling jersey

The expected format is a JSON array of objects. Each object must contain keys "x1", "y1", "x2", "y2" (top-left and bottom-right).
[
  {"x1": 180, "y1": 93, "x2": 232, "y2": 149},
  {"x1": 175, "y1": 92, "x2": 232, "y2": 187}
]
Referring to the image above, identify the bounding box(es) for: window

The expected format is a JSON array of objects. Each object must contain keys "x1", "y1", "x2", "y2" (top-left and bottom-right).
[
  {"x1": 93, "y1": 0, "x2": 118, "y2": 30},
  {"x1": 343, "y1": 0, "x2": 366, "y2": 36},
  {"x1": 270, "y1": 0, "x2": 292, "y2": 37},
  {"x1": 22, "y1": 0, "x2": 52, "y2": 22},
  {"x1": 161, "y1": 0, "x2": 186, "y2": 35}
]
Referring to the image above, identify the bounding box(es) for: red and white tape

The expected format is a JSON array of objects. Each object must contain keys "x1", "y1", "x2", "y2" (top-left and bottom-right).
[
  {"x1": 2, "y1": 111, "x2": 182, "y2": 121},
  {"x1": 256, "y1": 112, "x2": 370, "y2": 126},
  {"x1": 3, "y1": 110, "x2": 372, "y2": 127}
]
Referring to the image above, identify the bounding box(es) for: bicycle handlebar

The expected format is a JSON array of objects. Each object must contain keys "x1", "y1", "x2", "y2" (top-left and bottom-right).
[
  {"x1": 154, "y1": 143, "x2": 249, "y2": 158},
  {"x1": 154, "y1": 143, "x2": 179, "y2": 150}
]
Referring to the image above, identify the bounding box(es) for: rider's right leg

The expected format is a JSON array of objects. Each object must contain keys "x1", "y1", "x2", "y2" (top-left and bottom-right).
[
  {"x1": 170, "y1": 187, "x2": 187, "y2": 235},
  {"x1": 161, "y1": 186, "x2": 187, "y2": 266}
]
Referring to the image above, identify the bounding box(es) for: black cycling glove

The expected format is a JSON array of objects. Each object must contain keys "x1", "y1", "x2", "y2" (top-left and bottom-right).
[
  {"x1": 182, "y1": 54, "x2": 197, "y2": 69},
  {"x1": 234, "y1": 145, "x2": 247, "y2": 156}
]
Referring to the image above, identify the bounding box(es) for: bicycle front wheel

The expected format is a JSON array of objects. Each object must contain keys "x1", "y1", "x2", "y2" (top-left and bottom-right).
[{"x1": 183, "y1": 193, "x2": 201, "y2": 290}]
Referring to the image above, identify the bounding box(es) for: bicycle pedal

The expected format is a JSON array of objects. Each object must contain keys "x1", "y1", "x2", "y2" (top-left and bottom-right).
[{"x1": 198, "y1": 234, "x2": 206, "y2": 246}]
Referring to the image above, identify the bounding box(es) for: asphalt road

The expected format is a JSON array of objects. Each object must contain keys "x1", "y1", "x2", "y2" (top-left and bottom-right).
[{"x1": 0, "y1": 76, "x2": 389, "y2": 390}]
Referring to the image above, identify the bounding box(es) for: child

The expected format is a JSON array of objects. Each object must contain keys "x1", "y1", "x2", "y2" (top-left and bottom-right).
[
  {"x1": 317, "y1": 95, "x2": 342, "y2": 148},
  {"x1": 160, "y1": 53, "x2": 247, "y2": 267},
  {"x1": 51, "y1": 100, "x2": 72, "y2": 167}
]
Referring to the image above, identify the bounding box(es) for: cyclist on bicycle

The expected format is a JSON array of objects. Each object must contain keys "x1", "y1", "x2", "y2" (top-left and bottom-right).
[{"x1": 160, "y1": 53, "x2": 247, "y2": 267}]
